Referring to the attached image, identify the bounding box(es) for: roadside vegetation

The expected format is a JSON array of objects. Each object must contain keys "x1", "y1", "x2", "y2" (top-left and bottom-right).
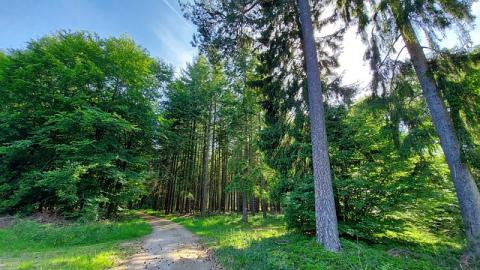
[
  {"x1": 0, "y1": 214, "x2": 151, "y2": 270},
  {"x1": 145, "y1": 210, "x2": 464, "y2": 269}
]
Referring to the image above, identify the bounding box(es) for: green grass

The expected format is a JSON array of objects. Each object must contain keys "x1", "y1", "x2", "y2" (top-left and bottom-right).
[
  {"x1": 0, "y1": 214, "x2": 152, "y2": 270},
  {"x1": 146, "y1": 211, "x2": 464, "y2": 270}
]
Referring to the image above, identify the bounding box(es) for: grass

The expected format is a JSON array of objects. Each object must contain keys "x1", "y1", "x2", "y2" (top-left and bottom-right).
[
  {"x1": 0, "y1": 214, "x2": 152, "y2": 270},
  {"x1": 146, "y1": 210, "x2": 464, "y2": 270}
]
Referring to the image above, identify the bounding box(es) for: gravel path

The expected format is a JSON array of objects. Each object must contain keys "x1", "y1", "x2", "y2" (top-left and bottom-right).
[{"x1": 121, "y1": 214, "x2": 222, "y2": 270}]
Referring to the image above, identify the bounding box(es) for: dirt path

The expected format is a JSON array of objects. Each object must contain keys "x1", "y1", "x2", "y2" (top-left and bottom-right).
[{"x1": 119, "y1": 214, "x2": 222, "y2": 270}]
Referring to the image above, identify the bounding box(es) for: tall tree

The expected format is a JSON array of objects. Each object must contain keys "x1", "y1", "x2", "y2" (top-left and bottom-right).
[
  {"x1": 336, "y1": 0, "x2": 480, "y2": 256},
  {"x1": 297, "y1": 0, "x2": 341, "y2": 251},
  {"x1": 201, "y1": 103, "x2": 212, "y2": 216},
  {"x1": 184, "y1": 0, "x2": 345, "y2": 250},
  {"x1": 0, "y1": 32, "x2": 171, "y2": 218}
]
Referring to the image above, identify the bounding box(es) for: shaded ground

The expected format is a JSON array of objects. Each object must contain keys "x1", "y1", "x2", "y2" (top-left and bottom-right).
[
  {"x1": 117, "y1": 213, "x2": 222, "y2": 270},
  {"x1": 0, "y1": 212, "x2": 69, "y2": 229},
  {"x1": 0, "y1": 215, "x2": 14, "y2": 228}
]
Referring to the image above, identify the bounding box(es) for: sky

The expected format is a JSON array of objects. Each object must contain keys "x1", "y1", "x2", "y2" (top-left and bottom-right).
[
  {"x1": 1, "y1": 0, "x2": 479, "y2": 87},
  {"x1": 0, "y1": 0, "x2": 196, "y2": 70},
  {"x1": 338, "y1": 2, "x2": 480, "y2": 88}
]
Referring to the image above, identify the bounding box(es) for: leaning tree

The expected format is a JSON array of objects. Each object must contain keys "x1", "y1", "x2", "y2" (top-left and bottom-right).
[{"x1": 336, "y1": 0, "x2": 480, "y2": 257}]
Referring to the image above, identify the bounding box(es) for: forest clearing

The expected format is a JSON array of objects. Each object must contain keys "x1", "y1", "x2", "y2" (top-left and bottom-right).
[{"x1": 1, "y1": 0, "x2": 480, "y2": 269}]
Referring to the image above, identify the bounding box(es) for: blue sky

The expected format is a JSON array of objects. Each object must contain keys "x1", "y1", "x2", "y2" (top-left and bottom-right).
[
  {"x1": 0, "y1": 0, "x2": 479, "y2": 85},
  {"x1": 0, "y1": 0, "x2": 197, "y2": 69}
]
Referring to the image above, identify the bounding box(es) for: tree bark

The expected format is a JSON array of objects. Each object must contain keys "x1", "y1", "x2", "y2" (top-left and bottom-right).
[
  {"x1": 297, "y1": 0, "x2": 341, "y2": 252},
  {"x1": 209, "y1": 101, "x2": 217, "y2": 212},
  {"x1": 242, "y1": 191, "x2": 248, "y2": 223},
  {"x1": 201, "y1": 107, "x2": 212, "y2": 216},
  {"x1": 221, "y1": 136, "x2": 228, "y2": 212},
  {"x1": 396, "y1": 16, "x2": 480, "y2": 256},
  {"x1": 248, "y1": 131, "x2": 256, "y2": 217},
  {"x1": 260, "y1": 174, "x2": 267, "y2": 219}
]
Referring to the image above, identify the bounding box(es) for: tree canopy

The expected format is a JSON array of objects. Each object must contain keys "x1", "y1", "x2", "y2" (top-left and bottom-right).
[{"x1": 1, "y1": 0, "x2": 480, "y2": 265}]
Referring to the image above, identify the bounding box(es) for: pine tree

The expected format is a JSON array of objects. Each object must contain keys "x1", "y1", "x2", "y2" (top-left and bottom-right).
[
  {"x1": 336, "y1": 0, "x2": 480, "y2": 257},
  {"x1": 297, "y1": 0, "x2": 341, "y2": 252}
]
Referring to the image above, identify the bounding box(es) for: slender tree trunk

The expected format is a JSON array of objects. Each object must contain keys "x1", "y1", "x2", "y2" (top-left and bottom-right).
[
  {"x1": 194, "y1": 125, "x2": 202, "y2": 213},
  {"x1": 297, "y1": 0, "x2": 341, "y2": 252},
  {"x1": 250, "y1": 197, "x2": 256, "y2": 216},
  {"x1": 185, "y1": 119, "x2": 196, "y2": 213},
  {"x1": 201, "y1": 108, "x2": 212, "y2": 216},
  {"x1": 396, "y1": 17, "x2": 480, "y2": 256},
  {"x1": 221, "y1": 136, "x2": 228, "y2": 212},
  {"x1": 237, "y1": 189, "x2": 242, "y2": 213},
  {"x1": 241, "y1": 132, "x2": 249, "y2": 223},
  {"x1": 165, "y1": 154, "x2": 178, "y2": 214},
  {"x1": 261, "y1": 174, "x2": 267, "y2": 219},
  {"x1": 248, "y1": 132, "x2": 256, "y2": 217},
  {"x1": 257, "y1": 112, "x2": 268, "y2": 219},
  {"x1": 209, "y1": 101, "x2": 217, "y2": 212},
  {"x1": 170, "y1": 155, "x2": 179, "y2": 213},
  {"x1": 242, "y1": 192, "x2": 248, "y2": 223}
]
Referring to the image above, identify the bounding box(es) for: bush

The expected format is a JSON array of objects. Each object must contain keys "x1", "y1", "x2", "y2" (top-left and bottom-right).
[{"x1": 283, "y1": 176, "x2": 315, "y2": 234}]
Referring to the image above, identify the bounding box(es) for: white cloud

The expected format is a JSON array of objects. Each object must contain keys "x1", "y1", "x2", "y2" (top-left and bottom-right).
[
  {"x1": 153, "y1": 25, "x2": 196, "y2": 71},
  {"x1": 161, "y1": 0, "x2": 188, "y2": 24}
]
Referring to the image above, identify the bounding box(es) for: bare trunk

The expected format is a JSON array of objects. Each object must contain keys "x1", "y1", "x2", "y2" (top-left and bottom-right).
[
  {"x1": 221, "y1": 137, "x2": 228, "y2": 212},
  {"x1": 242, "y1": 191, "x2": 248, "y2": 223},
  {"x1": 165, "y1": 154, "x2": 178, "y2": 214},
  {"x1": 297, "y1": 0, "x2": 341, "y2": 252},
  {"x1": 200, "y1": 108, "x2": 212, "y2": 216},
  {"x1": 209, "y1": 101, "x2": 217, "y2": 212},
  {"x1": 248, "y1": 131, "x2": 256, "y2": 217},
  {"x1": 260, "y1": 174, "x2": 267, "y2": 219},
  {"x1": 397, "y1": 18, "x2": 480, "y2": 256}
]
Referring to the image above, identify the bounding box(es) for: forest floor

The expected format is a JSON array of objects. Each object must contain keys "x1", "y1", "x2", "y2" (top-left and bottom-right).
[
  {"x1": 144, "y1": 211, "x2": 466, "y2": 270},
  {"x1": 116, "y1": 213, "x2": 222, "y2": 270},
  {"x1": 0, "y1": 211, "x2": 469, "y2": 269}
]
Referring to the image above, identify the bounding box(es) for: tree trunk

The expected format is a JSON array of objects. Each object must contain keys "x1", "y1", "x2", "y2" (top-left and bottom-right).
[
  {"x1": 201, "y1": 108, "x2": 212, "y2": 216},
  {"x1": 221, "y1": 136, "x2": 228, "y2": 212},
  {"x1": 250, "y1": 197, "x2": 256, "y2": 216},
  {"x1": 258, "y1": 112, "x2": 268, "y2": 219},
  {"x1": 297, "y1": 0, "x2": 341, "y2": 252},
  {"x1": 261, "y1": 174, "x2": 267, "y2": 219},
  {"x1": 165, "y1": 154, "x2": 177, "y2": 214},
  {"x1": 209, "y1": 101, "x2": 217, "y2": 212},
  {"x1": 396, "y1": 17, "x2": 480, "y2": 256},
  {"x1": 248, "y1": 131, "x2": 256, "y2": 217},
  {"x1": 242, "y1": 191, "x2": 248, "y2": 223}
]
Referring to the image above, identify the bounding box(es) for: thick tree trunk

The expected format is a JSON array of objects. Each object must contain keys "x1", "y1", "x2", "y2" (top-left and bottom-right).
[
  {"x1": 397, "y1": 19, "x2": 480, "y2": 256},
  {"x1": 201, "y1": 108, "x2": 212, "y2": 216},
  {"x1": 297, "y1": 0, "x2": 341, "y2": 252}
]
